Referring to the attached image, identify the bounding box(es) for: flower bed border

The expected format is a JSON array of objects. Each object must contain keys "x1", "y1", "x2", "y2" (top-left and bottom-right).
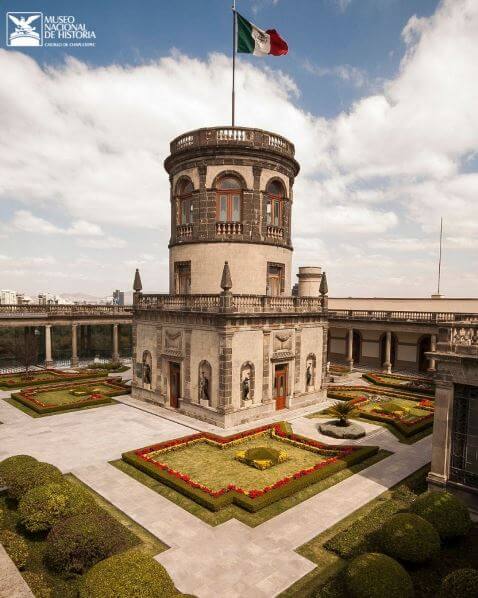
[
  {"x1": 122, "y1": 422, "x2": 378, "y2": 512},
  {"x1": 11, "y1": 378, "x2": 130, "y2": 414},
  {"x1": 362, "y1": 372, "x2": 435, "y2": 395},
  {"x1": 328, "y1": 385, "x2": 433, "y2": 403},
  {"x1": 0, "y1": 368, "x2": 116, "y2": 390}
]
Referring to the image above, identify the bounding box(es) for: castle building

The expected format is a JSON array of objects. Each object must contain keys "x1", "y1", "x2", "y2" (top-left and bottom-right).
[{"x1": 131, "y1": 126, "x2": 328, "y2": 427}]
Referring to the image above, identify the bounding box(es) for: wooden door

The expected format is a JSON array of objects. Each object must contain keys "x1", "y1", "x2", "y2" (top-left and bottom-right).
[
  {"x1": 274, "y1": 365, "x2": 288, "y2": 410},
  {"x1": 169, "y1": 362, "x2": 181, "y2": 408}
]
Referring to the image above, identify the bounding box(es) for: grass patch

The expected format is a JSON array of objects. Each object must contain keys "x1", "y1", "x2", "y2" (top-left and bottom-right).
[
  {"x1": 3, "y1": 396, "x2": 117, "y2": 418},
  {"x1": 111, "y1": 449, "x2": 391, "y2": 527},
  {"x1": 0, "y1": 369, "x2": 114, "y2": 390},
  {"x1": 279, "y1": 465, "x2": 430, "y2": 598}
]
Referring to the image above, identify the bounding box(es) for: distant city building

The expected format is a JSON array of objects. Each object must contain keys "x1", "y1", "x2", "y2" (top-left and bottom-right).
[
  {"x1": 113, "y1": 290, "x2": 125, "y2": 305},
  {"x1": 16, "y1": 293, "x2": 32, "y2": 305},
  {"x1": 37, "y1": 293, "x2": 73, "y2": 305},
  {"x1": 0, "y1": 289, "x2": 17, "y2": 304}
]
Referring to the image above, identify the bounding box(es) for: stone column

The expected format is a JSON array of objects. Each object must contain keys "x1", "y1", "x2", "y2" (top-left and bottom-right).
[
  {"x1": 428, "y1": 334, "x2": 437, "y2": 373},
  {"x1": 262, "y1": 330, "x2": 273, "y2": 404},
  {"x1": 427, "y1": 380, "x2": 454, "y2": 490},
  {"x1": 45, "y1": 325, "x2": 53, "y2": 368},
  {"x1": 112, "y1": 324, "x2": 120, "y2": 364},
  {"x1": 294, "y1": 327, "x2": 302, "y2": 396},
  {"x1": 217, "y1": 331, "x2": 234, "y2": 414},
  {"x1": 184, "y1": 328, "x2": 192, "y2": 403},
  {"x1": 71, "y1": 324, "x2": 78, "y2": 367},
  {"x1": 383, "y1": 331, "x2": 392, "y2": 374},
  {"x1": 346, "y1": 328, "x2": 354, "y2": 371}
]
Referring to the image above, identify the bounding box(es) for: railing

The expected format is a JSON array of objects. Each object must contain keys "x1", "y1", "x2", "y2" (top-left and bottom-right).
[
  {"x1": 216, "y1": 222, "x2": 243, "y2": 235},
  {"x1": 266, "y1": 225, "x2": 284, "y2": 239},
  {"x1": 176, "y1": 224, "x2": 193, "y2": 238},
  {"x1": 169, "y1": 127, "x2": 295, "y2": 159},
  {"x1": 0, "y1": 304, "x2": 133, "y2": 318},
  {"x1": 437, "y1": 322, "x2": 478, "y2": 354},
  {"x1": 329, "y1": 309, "x2": 478, "y2": 323},
  {"x1": 136, "y1": 293, "x2": 325, "y2": 314}
]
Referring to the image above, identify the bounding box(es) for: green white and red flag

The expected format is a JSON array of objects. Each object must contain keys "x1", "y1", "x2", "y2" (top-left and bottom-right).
[{"x1": 236, "y1": 12, "x2": 288, "y2": 57}]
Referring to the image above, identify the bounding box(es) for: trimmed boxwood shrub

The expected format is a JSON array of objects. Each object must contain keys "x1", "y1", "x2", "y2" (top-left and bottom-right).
[
  {"x1": 440, "y1": 568, "x2": 478, "y2": 598},
  {"x1": 18, "y1": 481, "x2": 96, "y2": 533},
  {"x1": 22, "y1": 571, "x2": 52, "y2": 598},
  {"x1": 0, "y1": 455, "x2": 38, "y2": 488},
  {"x1": 410, "y1": 491, "x2": 471, "y2": 539},
  {"x1": 379, "y1": 513, "x2": 440, "y2": 563},
  {"x1": 79, "y1": 550, "x2": 179, "y2": 598},
  {"x1": 45, "y1": 511, "x2": 138, "y2": 574},
  {"x1": 0, "y1": 529, "x2": 29, "y2": 569},
  {"x1": 344, "y1": 553, "x2": 414, "y2": 598},
  {"x1": 6, "y1": 460, "x2": 63, "y2": 501}
]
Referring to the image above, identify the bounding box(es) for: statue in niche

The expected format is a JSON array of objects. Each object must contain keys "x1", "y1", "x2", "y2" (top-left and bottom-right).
[
  {"x1": 242, "y1": 374, "x2": 250, "y2": 401},
  {"x1": 143, "y1": 362, "x2": 152, "y2": 385},
  {"x1": 199, "y1": 370, "x2": 209, "y2": 402},
  {"x1": 306, "y1": 363, "x2": 313, "y2": 387}
]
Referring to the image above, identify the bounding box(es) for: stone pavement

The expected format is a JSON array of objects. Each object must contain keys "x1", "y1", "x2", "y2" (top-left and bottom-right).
[
  {"x1": 0, "y1": 389, "x2": 432, "y2": 597},
  {"x1": 0, "y1": 545, "x2": 34, "y2": 598}
]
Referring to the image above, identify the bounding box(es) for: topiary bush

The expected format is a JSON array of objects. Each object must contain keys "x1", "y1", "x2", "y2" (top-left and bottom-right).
[
  {"x1": 22, "y1": 571, "x2": 52, "y2": 598},
  {"x1": 379, "y1": 513, "x2": 440, "y2": 563},
  {"x1": 440, "y1": 568, "x2": 478, "y2": 598},
  {"x1": 0, "y1": 455, "x2": 38, "y2": 489},
  {"x1": 18, "y1": 481, "x2": 96, "y2": 533},
  {"x1": 344, "y1": 552, "x2": 414, "y2": 598},
  {"x1": 6, "y1": 461, "x2": 63, "y2": 501},
  {"x1": 410, "y1": 491, "x2": 472, "y2": 539},
  {"x1": 0, "y1": 529, "x2": 29, "y2": 569},
  {"x1": 79, "y1": 550, "x2": 179, "y2": 598},
  {"x1": 45, "y1": 511, "x2": 138, "y2": 574},
  {"x1": 235, "y1": 446, "x2": 288, "y2": 470}
]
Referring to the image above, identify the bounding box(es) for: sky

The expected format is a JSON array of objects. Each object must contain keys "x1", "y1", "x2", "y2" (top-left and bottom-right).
[{"x1": 0, "y1": 0, "x2": 477, "y2": 298}]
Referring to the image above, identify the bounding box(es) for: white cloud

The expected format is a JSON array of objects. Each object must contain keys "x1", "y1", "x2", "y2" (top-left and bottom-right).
[{"x1": 303, "y1": 60, "x2": 368, "y2": 88}]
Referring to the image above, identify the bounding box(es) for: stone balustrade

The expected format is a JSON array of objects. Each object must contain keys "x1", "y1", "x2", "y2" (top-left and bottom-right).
[
  {"x1": 437, "y1": 321, "x2": 478, "y2": 355},
  {"x1": 0, "y1": 304, "x2": 133, "y2": 318},
  {"x1": 215, "y1": 222, "x2": 243, "y2": 236},
  {"x1": 330, "y1": 309, "x2": 477, "y2": 323},
  {"x1": 136, "y1": 293, "x2": 326, "y2": 314},
  {"x1": 169, "y1": 126, "x2": 295, "y2": 159},
  {"x1": 266, "y1": 225, "x2": 284, "y2": 239},
  {"x1": 176, "y1": 224, "x2": 193, "y2": 238}
]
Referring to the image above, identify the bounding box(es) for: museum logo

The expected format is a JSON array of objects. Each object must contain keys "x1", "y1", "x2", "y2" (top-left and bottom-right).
[
  {"x1": 6, "y1": 12, "x2": 96, "y2": 48},
  {"x1": 6, "y1": 12, "x2": 43, "y2": 46}
]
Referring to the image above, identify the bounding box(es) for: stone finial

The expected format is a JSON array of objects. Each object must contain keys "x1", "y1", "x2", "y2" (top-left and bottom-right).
[
  {"x1": 133, "y1": 268, "x2": 142, "y2": 292},
  {"x1": 220, "y1": 261, "x2": 232, "y2": 292},
  {"x1": 319, "y1": 272, "x2": 328, "y2": 296}
]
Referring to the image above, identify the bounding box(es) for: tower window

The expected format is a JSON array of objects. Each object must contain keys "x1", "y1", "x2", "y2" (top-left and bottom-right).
[
  {"x1": 266, "y1": 180, "x2": 286, "y2": 227},
  {"x1": 267, "y1": 262, "x2": 285, "y2": 296},
  {"x1": 176, "y1": 179, "x2": 194, "y2": 225},
  {"x1": 216, "y1": 175, "x2": 242, "y2": 222}
]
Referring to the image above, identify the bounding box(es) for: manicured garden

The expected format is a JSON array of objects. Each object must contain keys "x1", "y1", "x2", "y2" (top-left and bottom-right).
[
  {"x1": 0, "y1": 454, "x2": 188, "y2": 598},
  {"x1": 362, "y1": 372, "x2": 435, "y2": 395},
  {"x1": 9, "y1": 378, "x2": 130, "y2": 415},
  {"x1": 281, "y1": 466, "x2": 478, "y2": 598},
  {"x1": 0, "y1": 363, "x2": 127, "y2": 390},
  {"x1": 122, "y1": 422, "x2": 378, "y2": 513}
]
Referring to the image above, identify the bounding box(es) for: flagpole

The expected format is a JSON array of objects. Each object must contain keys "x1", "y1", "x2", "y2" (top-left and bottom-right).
[
  {"x1": 232, "y1": 0, "x2": 236, "y2": 127},
  {"x1": 437, "y1": 217, "x2": 443, "y2": 295}
]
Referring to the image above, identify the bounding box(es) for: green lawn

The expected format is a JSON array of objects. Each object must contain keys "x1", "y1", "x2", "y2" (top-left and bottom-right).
[
  {"x1": 111, "y1": 449, "x2": 391, "y2": 527},
  {"x1": 149, "y1": 433, "x2": 327, "y2": 492},
  {"x1": 32, "y1": 383, "x2": 116, "y2": 406},
  {"x1": 3, "y1": 396, "x2": 117, "y2": 418},
  {"x1": 358, "y1": 398, "x2": 430, "y2": 421}
]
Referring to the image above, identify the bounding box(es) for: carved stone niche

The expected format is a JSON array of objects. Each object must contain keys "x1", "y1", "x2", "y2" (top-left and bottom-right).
[
  {"x1": 272, "y1": 330, "x2": 295, "y2": 361},
  {"x1": 162, "y1": 329, "x2": 183, "y2": 359},
  {"x1": 240, "y1": 362, "x2": 255, "y2": 406}
]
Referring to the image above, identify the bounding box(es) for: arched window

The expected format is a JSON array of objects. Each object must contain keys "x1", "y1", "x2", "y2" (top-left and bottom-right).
[
  {"x1": 176, "y1": 179, "x2": 194, "y2": 225},
  {"x1": 216, "y1": 175, "x2": 242, "y2": 222},
  {"x1": 266, "y1": 180, "x2": 286, "y2": 227}
]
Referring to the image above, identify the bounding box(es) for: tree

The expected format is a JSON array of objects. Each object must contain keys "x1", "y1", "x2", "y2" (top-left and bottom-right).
[
  {"x1": 328, "y1": 400, "x2": 356, "y2": 426},
  {"x1": 9, "y1": 328, "x2": 40, "y2": 376}
]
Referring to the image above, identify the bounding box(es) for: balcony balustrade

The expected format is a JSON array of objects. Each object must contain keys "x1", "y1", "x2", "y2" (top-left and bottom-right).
[
  {"x1": 266, "y1": 225, "x2": 284, "y2": 239},
  {"x1": 176, "y1": 224, "x2": 193, "y2": 238},
  {"x1": 215, "y1": 222, "x2": 243, "y2": 236},
  {"x1": 329, "y1": 309, "x2": 477, "y2": 323}
]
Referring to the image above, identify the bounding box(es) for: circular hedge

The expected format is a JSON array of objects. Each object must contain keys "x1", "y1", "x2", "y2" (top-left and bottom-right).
[
  {"x1": 0, "y1": 455, "x2": 38, "y2": 488},
  {"x1": 22, "y1": 571, "x2": 52, "y2": 598},
  {"x1": 45, "y1": 511, "x2": 137, "y2": 574},
  {"x1": 6, "y1": 461, "x2": 63, "y2": 501},
  {"x1": 244, "y1": 447, "x2": 282, "y2": 463},
  {"x1": 344, "y1": 553, "x2": 414, "y2": 598},
  {"x1": 379, "y1": 513, "x2": 440, "y2": 563},
  {"x1": 79, "y1": 550, "x2": 178, "y2": 598},
  {"x1": 410, "y1": 491, "x2": 471, "y2": 539},
  {"x1": 440, "y1": 569, "x2": 478, "y2": 597},
  {"x1": 0, "y1": 530, "x2": 29, "y2": 569},
  {"x1": 18, "y1": 482, "x2": 96, "y2": 533}
]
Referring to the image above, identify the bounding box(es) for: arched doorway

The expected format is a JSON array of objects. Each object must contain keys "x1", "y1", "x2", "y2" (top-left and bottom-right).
[
  {"x1": 352, "y1": 331, "x2": 361, "y2": 365},
  {"x1": 380, "y1": 333, "x2": 398, "y2": 370},
  {"x1": 417, "y1": 335, "x2": 431, "y2": 373}
]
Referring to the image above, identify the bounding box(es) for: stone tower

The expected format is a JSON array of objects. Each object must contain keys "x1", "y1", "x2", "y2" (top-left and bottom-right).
[{"x1": 164, "y1": 127, "x2": 300, "y2": 295}]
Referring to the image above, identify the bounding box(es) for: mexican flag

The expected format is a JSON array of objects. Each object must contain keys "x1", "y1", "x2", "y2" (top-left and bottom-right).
[{"x1": 236, "y1": 12, "x2": 288, "y2": 57}]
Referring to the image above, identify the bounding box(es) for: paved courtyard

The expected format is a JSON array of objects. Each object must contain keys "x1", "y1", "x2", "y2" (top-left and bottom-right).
[{"x1": 0, "y1": 380, "x2": 432, "y2": 597}]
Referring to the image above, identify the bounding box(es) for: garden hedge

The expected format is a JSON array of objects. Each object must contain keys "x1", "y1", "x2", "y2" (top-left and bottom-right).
[
  {"x1": 0, "y1": 529, "x2": 29, "y2": 569},
  {"x1": 0, "y1": 368, "x2": 115, "y2": 390},
  {"x1": 440, "y1": 568, "x2": 478, "y2": 597},
  {"x1": 123, "y1": 424, "x2": 378, "y2": 513},
  {"x1": 45, "y1": 511, "x2": 138, "y2": 574},
  {"x1": 362, "y1": 372, "x2": 434, "y2": 395},
  {"x1": 21, "y1": 571, "x2": 52, "y2": 598},
  {"x1": 18, "y1": 481, "x2": 97, "y2": 533},
  {"x1": 379, "y1": 513, "x2": 440, "y2": 563},
  {"x1": 6, "y1": 461, "x2": 63, "y2": 501},
  {"x1": 344, "y1": 552, "x2": 414, "y2": 598},
  {"x1": 79, "y1": 550, "x2": 179, "y2": 598},
  {"x1": 410, "y1": 491, "x2": 471, "y2": 539},
  {"x1": 0, "y1": 455, "x2": 38, "y2": 489},
  {"x1": 358, "y1": 410, "x2": 433, "y2": 437}
]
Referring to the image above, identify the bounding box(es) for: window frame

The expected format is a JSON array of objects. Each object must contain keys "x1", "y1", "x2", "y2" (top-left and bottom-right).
[
  {"x1": 176, "y1": 179, "x2": 194, "y2": 226},
  {"x1": 215, "y1": 176, "x2": 242, "y2": 223},
  {"x1": 266, "y1": 180, "x2": 286, "y2": 227}
]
